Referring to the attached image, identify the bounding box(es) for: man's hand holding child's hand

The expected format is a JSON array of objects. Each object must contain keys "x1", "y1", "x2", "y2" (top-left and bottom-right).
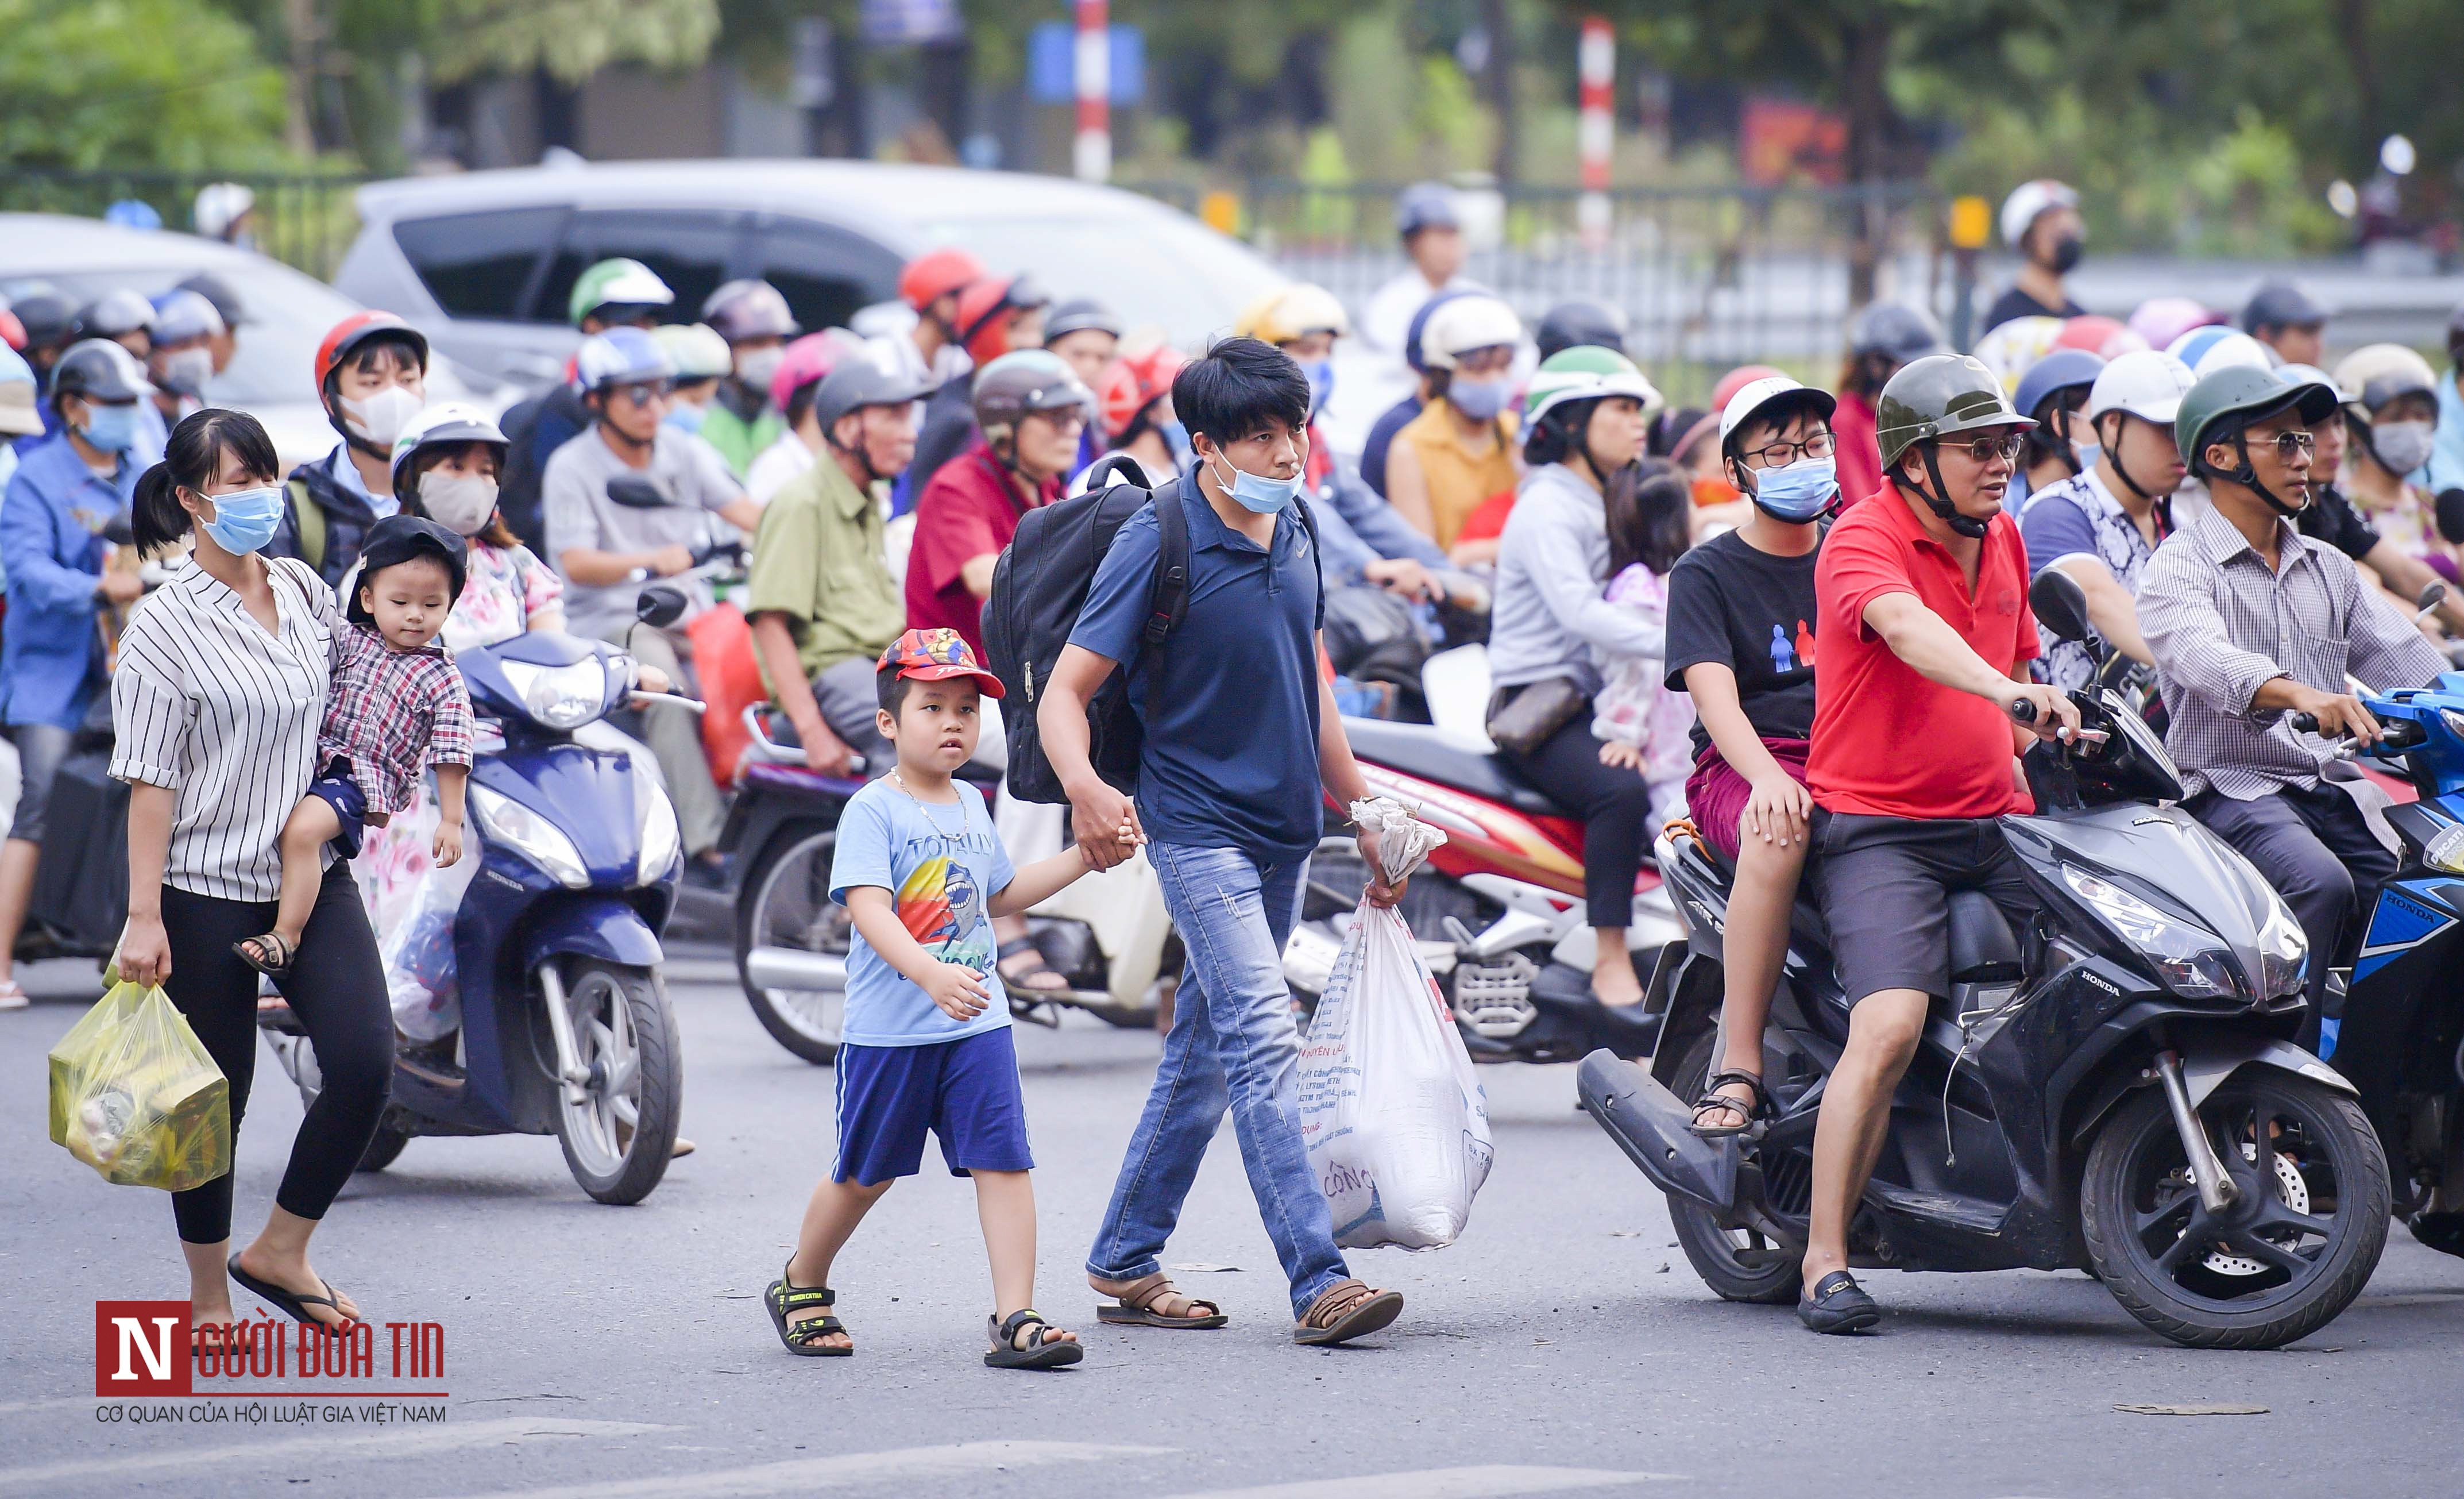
[
  {"x1": 434, "y1": 818, "x2": 465, "y2": 868},
  {"x1": 922, "y1": 961, "x2": 991, "y2": 1021}
]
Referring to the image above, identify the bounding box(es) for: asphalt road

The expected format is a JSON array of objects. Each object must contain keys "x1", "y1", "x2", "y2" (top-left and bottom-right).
[{"x1": 4, "y1": 946, "x2": 2458, "y2": 1499}]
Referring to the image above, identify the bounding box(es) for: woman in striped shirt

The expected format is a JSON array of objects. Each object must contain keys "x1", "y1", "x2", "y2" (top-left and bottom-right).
[{"x1": 111, "y1": 409, "x2": 392, "y2": 1348}]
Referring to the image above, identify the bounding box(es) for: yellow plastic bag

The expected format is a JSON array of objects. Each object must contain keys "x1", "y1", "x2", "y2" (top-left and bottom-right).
[{"x1": 48, "y1": 980, "x2": 230, "y2": 1192}]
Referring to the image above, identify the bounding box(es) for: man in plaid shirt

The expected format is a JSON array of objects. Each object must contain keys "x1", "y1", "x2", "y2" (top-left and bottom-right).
[{"x1": 2139, "y1": 367, "x2": 2446, "y2": 1045}]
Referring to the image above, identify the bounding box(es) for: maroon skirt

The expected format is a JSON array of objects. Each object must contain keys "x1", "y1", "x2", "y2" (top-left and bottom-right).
[{"x1": 1683, "y1": 737, "x2": 1812, "y2": 860}]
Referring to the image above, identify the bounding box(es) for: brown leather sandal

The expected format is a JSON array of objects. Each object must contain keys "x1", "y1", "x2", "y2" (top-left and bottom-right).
[
  {"x1": 1294, "y1": 1278, "x2": 1403, "y2": 1346},
  {"x1": 1091, "y1": 1271, "x2": 1227, "y2": 1328}
]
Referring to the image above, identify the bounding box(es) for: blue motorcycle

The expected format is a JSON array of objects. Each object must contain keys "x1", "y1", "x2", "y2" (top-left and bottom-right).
[
  {"x1": 263, "y1": 630, "x2": 688, "y2": 1204},
  {"x1": 2304, "y1": 673, "x2": 2464, "y2": 1262}
]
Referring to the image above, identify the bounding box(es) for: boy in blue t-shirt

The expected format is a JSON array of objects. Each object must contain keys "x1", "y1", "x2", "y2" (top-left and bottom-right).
[{"x1": 764, "y1": 627, "x2": 1126, "y2": 1370}]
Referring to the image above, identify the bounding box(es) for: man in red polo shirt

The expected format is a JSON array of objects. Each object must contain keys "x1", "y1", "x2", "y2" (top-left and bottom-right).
[
  {"x1": 1795, "y1": 354, "x2": 2084, "y2": 1335},
  {"x1": 904, "y1": 349, "x2": 1090, "y2": 658}
]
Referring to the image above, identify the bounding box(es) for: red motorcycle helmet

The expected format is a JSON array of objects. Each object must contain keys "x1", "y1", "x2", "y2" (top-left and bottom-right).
[
  {"x1": 1098, "y1": 340, "x2": 1187, "y2": 441},
  {"x1": 955, "y1": 275, "x2": 1049, "y2": 369},
  {"x1": 898, "y1": 248, "x2": 987, "y2": 313},
  {"x1": 315, "y1": 310, "x2": 428, "y2": 394}
]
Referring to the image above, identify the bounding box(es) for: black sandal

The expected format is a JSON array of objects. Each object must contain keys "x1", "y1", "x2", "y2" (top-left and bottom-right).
[
  {"x1": 233, "y1": 932, "x2": 296, "y2": 979},
  {"x1": 997, "y1": 937, "x2": 1073, "y2": 995},
  {"x1": 227, "y1": 1254, "x2": 355, "y2": 1336},
  {"x1": 1689, "y1": 1069, "x2": 1769, "y2": 1139},
  {"x1": 986, "y1": 1308, "x2": 1082, "y2": 1369},
  {"x1": 766, "y1": 1262, "x2": 852, "y2": 1357},
  {"x1": 1797, "y1": 1270, "x2": 1882, "y2": 1335}
]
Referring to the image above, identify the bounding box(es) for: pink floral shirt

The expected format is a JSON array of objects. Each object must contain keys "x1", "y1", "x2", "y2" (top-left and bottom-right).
[{"x1": 1590, "y1": 561, "x2": 1697, "y2": 789}]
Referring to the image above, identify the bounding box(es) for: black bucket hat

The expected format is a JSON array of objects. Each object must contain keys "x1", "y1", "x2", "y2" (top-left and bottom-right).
[{"x1": 349, "y1": 515, "x2": 469, "y2": 626}]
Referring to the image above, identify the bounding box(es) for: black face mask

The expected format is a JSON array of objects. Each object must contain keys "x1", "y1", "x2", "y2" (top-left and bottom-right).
[{"x1": 2047, "y1": 235, "x2": 2084, "y2": 275}]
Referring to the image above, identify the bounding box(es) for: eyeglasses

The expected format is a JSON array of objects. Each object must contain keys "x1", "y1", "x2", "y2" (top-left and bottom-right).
[
  {"x1": 1936, "y1": 432, "x2": 2026, "y2": 464},
  {"x1": 2256, "y1": 429, "x2": 2317, "y2": 460},
  {"x1": 613, "y1": 380, "x2": 674, "y2": 406},
  {"x1": 1741, "y1": 430, "x2": 1837, "y2": 469}
]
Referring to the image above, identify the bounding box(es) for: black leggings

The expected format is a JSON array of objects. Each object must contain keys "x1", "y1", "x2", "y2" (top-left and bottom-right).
[
  {"x1": 1499, "y1": 712, "x2": 1656, "y2": 930},
  {"x1": 159, "y1": 862, "x2": 392, "y2": 1244}
]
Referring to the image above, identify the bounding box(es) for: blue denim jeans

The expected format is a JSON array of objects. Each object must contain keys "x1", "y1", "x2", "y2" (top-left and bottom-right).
[{"x1": 1087, "y1": 841, "x2": 1349, "y2": 1319}]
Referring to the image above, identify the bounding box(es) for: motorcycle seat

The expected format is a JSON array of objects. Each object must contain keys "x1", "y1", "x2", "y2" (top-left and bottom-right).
[
  {"x1": 1947, "y1": 890, "x2": 2023, "y2": 980},
  {"x1": 1343, "y1": 718, "x2": 1559, "y2": 818}
]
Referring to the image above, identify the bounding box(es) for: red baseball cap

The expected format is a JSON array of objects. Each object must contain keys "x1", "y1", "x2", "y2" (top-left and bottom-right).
[{"x1": 879, "y1": 628, "x2": 1005, "y2": 699}]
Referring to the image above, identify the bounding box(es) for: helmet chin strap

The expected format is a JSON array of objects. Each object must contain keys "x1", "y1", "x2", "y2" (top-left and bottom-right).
[
  {"x1": 2053, "y1": 411, "x2": 2083, "y2": 477},
  {"x1": 1911, "y1": 442, "x2": 1991, "y2": 538},
  {"x1": 2230, "y1": 431, "x2": 2306, "y2": 517},
  {"x1": 2098, "y1": 412, "x2": 2161, "y2": 506}
]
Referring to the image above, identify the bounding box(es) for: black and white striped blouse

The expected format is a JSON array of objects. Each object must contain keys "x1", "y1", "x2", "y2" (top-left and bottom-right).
[{"x1": 110, "y1": 556, "x2": 342, "y2": 902}]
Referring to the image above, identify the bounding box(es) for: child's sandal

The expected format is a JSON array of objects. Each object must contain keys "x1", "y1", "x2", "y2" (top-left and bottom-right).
[
  {"x1": 233, "y1": 932, "x2": 296, "y2": 978},
  {"x1": 985, "y1": 1309, "x2": 1082, "y2": 1370},
  {"x1": 764, "y1": 1262, "x2": 851, "y2": 1357}
]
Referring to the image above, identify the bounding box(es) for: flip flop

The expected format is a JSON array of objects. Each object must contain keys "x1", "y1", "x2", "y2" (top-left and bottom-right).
[
  {"x1": 1293, "y1": 1279, "x2": 1403, "y2": 1346},
  {"x1": 1797, "y1": 1270, "x2": 1881, "y2": 1335},
  {"x1": 227, "y1": 1254, "x2": 356, "y2": 1337},
  {"x1": 0, "y1": 981, "x2": 28, "y2": 1012}
]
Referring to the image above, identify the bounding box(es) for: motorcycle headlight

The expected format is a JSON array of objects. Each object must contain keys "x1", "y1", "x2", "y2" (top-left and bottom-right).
[
  {"x1": 499, "y1": 658, "x2": 610, "y2": 731},
  {"x1": 634, "y1": 777, "x2": 680, "y2": 887},
  {"x1": 2255, "y1": 889, "x2": 2310, "y2": 999},
  {"x1": 470, "y1": 784, "x2": 590, "y2": 889},
  {"x1": 2060, "y1": 864, "x2": 2245, "y2": 1001}
]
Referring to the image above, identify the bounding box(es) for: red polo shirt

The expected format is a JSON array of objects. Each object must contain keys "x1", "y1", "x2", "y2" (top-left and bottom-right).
[
  {"x1": 1808, "y1": 482, "x2": 2038, "y2": 819},
  {"x1": 903, "y1": 439, "x2": 1060, "y2": 658}
]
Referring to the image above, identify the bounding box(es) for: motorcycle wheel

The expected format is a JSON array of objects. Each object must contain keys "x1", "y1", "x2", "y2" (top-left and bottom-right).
[
  {"x1": 2081, "y1": 1073, "x2": 2388, "y2": 1350},
  {"x1": 1665, "y1": 1030, "x2": 1803, "y2": 1305},
  {"x1": 736, "y1": 827, "x2": 848, "y2": 1065},
  {"x1": 550, "y1": 960, "x2": 681, "y2": 1206},
  {"x1": 356, "y1": 1126, "x2": 410, "y2": 1173}
]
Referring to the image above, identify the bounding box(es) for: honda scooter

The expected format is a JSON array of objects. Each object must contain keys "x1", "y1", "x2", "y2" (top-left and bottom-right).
[
  {"x1": 1289, "y1": 644, "x2": 1683, "y2": 1064},
  {"x1": 263, "y1": 629, "x2": 689, "y2": 1205},
  {"x1": 1578, "y1": 573, "x2": 2390, "y2": 1349}
]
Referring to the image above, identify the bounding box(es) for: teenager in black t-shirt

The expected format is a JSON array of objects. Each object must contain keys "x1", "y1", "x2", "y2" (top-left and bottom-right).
[{"x1": 1663, "y1": 376, "x2": 1833, "y2": 1137}]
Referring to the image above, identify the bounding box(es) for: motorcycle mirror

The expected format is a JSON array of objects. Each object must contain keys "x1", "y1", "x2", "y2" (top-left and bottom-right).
[
  {"x1": 2029, "y1": 568, "x2": 2094, "y2": 645},
  {"x1": 635, "y1": 583, "x2": 690, "y2": 629},
  {"x1": 605, "y1": 473, "x2": 676, "y2": 510},
  {"x1": 2436, "y1": 488, "x2": 2464, "y2": 547}
]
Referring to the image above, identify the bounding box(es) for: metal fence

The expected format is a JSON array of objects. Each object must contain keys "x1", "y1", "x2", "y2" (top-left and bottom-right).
[
  {"x1": 1130, "y1": 179, "x2": 1951, "y2": 405},
  {"x1": 0, "y1": 169, "x2": 365, "y2": 283}
]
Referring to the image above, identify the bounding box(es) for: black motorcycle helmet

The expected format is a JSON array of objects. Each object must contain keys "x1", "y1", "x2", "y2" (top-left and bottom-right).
[{"x1": 1535, "y1": 300, "x2": 1628, "y2": 362}]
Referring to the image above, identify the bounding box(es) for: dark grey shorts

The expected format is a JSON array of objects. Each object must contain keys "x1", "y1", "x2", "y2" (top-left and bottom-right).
[
  {"x1": 2, "y1": 722, "x2": 74, "y2": 845},
  {"x1": 1813, "y1": 812, "x2": 2037, "y2": 1004}
]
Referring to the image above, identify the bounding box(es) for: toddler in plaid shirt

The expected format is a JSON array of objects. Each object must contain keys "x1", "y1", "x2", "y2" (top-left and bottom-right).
[{"x1": 237, "y1": 517, "x2": 474, "y2": 978}]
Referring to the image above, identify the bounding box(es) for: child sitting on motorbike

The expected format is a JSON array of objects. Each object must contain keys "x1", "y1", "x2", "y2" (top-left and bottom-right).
[
  {"x1": 1589, "y1": 461, "x2": 1699, "y2": 830},
  {"x1": 236, "y1": 516, "x2": 473, "y2": 977},
  {"x1": 1662, "y1": 376, "x2": 1836, "y2": 1136}
]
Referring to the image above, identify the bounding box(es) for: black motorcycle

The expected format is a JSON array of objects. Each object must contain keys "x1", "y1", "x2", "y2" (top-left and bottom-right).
[{"x1": 1583, "y1": 575, "x2": 2390, "y2": 1348}]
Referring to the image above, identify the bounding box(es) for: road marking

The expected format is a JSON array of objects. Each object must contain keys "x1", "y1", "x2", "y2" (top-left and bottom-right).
[
  {"x1": 427, "y1": 1439, "x2": 1172, "y2": 1499},
  {"x1": 0, "y1": 1417, "x2": 665, "y2": 1493},
  {"x1": 1157, "y1": 1466, "x2": 1683, "y2": 1499}
]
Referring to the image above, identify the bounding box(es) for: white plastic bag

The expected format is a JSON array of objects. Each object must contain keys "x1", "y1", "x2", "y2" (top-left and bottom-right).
[
  {"x1": 379, "y1": 833, "x2": 482, "y2": 1042},
  {"x1": 1297, "y1": 799, "x2": 1493, "y2": 1250}
]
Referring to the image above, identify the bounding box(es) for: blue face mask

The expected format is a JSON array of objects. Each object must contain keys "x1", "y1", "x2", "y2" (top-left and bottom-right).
[
  {"x1": 80, "y1": 402, "x2": 139, "y2": 453},
  {"x1": 198, "y1": 483, "x2": 285, "y2": 556},
  {"x1": 663, "y1": 400, "x2": 709, "y2": 436},
  {"x1": 1301, "y1": 359, "x2": 1335, "y2": 420},
  {"x1": 1748, "y1": 454, "x2": 1837, "y2": 522},
  {"x1": 1210, "y1": 454, "x2": 1303, "y2": 514}
]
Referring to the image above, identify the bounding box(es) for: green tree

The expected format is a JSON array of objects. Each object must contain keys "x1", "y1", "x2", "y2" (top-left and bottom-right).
[{"x1": 0, "y1": 0, "x2": 288, "y2": 169}]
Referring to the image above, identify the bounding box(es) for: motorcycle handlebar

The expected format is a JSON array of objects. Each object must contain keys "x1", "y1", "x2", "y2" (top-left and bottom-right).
[
  {"x1": 2289, "y1": 711, "x2": 2425, "y2": 749},
  {"x1": 2010, "y1": 698, "x2": 2036, "y2": 725}
]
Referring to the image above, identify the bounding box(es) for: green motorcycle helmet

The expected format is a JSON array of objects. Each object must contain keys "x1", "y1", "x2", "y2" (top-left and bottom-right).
[
  {"x1": 1523, "y1": 345, "x2": 1662, "y2": 467},
  {"x1": 1873, "y1": 353, "x2": 2034, "y2": 469},
  {"x1": 2175, "y1": 365, "x2": 2340, "y2": 485}
]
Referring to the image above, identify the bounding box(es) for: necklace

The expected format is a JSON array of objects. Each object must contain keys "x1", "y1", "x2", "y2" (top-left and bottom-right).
[{"x1": 889, "y1": 769, "x2": 968, "y2": 843}]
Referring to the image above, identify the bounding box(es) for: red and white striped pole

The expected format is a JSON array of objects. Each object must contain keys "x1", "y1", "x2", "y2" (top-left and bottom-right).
[
  {"x1": 1578, "y1": 15, "x2": 1613, "y2": 248},
  {"x1": 1073, "y1": 0, "x2": 1111, "y2": 183}
]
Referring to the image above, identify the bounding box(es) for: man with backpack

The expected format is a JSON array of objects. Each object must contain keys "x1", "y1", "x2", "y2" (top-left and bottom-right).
[{"x1": 1033, "y1": 337, "x2": 1410, "y2": 1347}]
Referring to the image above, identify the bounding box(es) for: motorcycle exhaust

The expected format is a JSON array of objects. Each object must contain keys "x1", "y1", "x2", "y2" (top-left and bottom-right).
[
  {"x1": 1576, "y1": 1049, "x2": 1739, "y2": 1211},
  {"x1": 743, "y1": 946, "x2": 848, "y2": 993}
]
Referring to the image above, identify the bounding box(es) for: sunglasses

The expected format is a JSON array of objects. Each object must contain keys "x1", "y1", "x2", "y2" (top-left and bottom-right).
[
  {"x1": 2254, "y1": 429, "x2": 2317, "y2": 460},
  {"x1": 612, "y1": 380, "x2": 674, "y2": 406},
  {"x1": 1937, "y1": 433, "x2": 2026, "y2": 464}
]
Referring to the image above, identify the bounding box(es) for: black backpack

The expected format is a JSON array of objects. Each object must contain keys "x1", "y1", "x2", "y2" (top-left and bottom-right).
[{"x1": 983, "y1": 457, "x2": 1322, "y2": 805}]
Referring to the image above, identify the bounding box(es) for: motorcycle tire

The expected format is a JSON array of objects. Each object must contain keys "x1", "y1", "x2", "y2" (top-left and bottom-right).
[
  {"x1": 550, "y1": 960, "x2": 681, "y2": 1206},
  {"x1": 735, "y1": 826, "x2": 848, "y2": 1066},
  {"x1": 2080, "y1": 1072, "x2": 2388, "y2": 1350},
  {"x1": 1664, "y1": 1029, "x2": 1803, "y2": 1305},
  {"x1": 356, "y1": 1126, "x2": 410, "y2": 1173}
]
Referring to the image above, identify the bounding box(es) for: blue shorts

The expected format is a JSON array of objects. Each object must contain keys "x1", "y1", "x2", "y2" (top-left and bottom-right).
[
  {"x1": 832, "y1": 1027, "x2": 1032, "y2": 1186},
  {"x1": 305, "y1": 757, "x2": 368, "y2": 860}
]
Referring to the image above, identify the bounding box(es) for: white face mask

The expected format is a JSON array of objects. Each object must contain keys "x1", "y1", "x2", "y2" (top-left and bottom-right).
[
  {"x1": 342, "y1": 386, "x2": 423, "y2": 449},
  {"x1": 157, "y1": 346, "x2": 215, "y2": 398},
  {"x1": 419, "y1": 469, "x2": 500, "y2": 537},
  {"x1": 736, "y1": 346, "x2": 785, "y2": 394},
  {"x1": 2370, "y1": 419, "x2": 2436, "y2": 476}
]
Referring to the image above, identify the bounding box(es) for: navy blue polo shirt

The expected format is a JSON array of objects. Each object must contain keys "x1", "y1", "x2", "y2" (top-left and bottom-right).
[{"x1": 1069, "y1": 477, "x2": 1322, "y2": 859}]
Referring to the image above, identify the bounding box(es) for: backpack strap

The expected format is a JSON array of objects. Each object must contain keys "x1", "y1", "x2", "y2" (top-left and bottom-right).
[
  {"x1": 289, "y1": 477, "x2": 326, "y2": 574},
  {"x1": 1143, "y1": 479, "x2": 1191, "y2": 652},
  {"x1": 1293, "y1": 495, "x2": 1324, "y2": 633}
]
